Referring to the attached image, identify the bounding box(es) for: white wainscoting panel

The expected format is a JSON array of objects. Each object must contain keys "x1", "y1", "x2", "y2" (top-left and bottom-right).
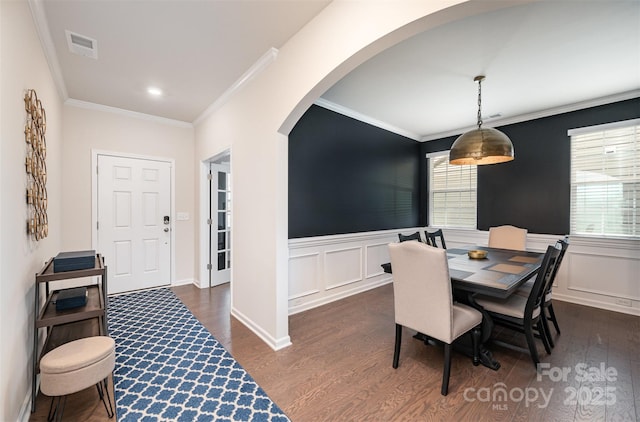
[
  {"x1": 288, "y1": 229, "x2": 640, "y2": 316},
  {"x1": 288, "y1": 230, "x2": 403, "y2": 314},
  {"x1": 365, "y1": 243, "x2": 390, "y2": 279},
  {"x1": 325, "y1": 247, "x2": 362, "y2": 290},
  {"x1": 288, "y1": 252, "x2": 321, "y2": 300},
  {"x1": 567, "y1": 252, "x2": 640, "y2": 301}
]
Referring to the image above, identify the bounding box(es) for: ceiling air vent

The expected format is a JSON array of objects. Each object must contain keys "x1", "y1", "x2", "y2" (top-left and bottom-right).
[{"x1": 65, "y1": 30, "x2": 98, "y2": 59}]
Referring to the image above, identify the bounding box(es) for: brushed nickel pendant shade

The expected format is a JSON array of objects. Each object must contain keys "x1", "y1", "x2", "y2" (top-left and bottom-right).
[{"x1": 449, "y1": 76, "x2": 514, "y2": 165}]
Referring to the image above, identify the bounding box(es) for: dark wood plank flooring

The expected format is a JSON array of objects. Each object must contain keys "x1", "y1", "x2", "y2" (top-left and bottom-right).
[{"x1": 30, "y1": 283, "x2": 640, "y2": 421}]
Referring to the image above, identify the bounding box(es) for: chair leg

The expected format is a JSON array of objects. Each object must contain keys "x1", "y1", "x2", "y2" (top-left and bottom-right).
[
  {"x1": 441, "y1": 343, "x2": 452, "y2": 396},
  {"x1": 537, "y1": 320, "x2": 552, "y2": 355},
  {"x1": 540, "y1": 310, "x2": 555, "y2": 348},
  {"x1": 471, "y1": 326, "x2": 480, "y2": 366},
  {"x1": 524, "y1": 323, "x2": 540, "y2": 368},
  {"x1": 96, "y1": 377, "x2": 115, "y2": 418},
  {"x1": 393, "y1": 324, "x2": 402, "y2": 369},
  {"x1": 548, "y1": 303, "x2": 561, "y2": 334}
]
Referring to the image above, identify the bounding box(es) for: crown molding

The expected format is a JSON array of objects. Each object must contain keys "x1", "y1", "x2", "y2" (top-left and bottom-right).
[
  {"x1": 65, "y1": 99, "x2": 193, "y2": 128},
  {"x1": 193, "y1": 47, "x2": 279, "y2": 126},
  {"x1": 420, "y1": 89, "x2": 640, "y2": 142},
  {"x1": 313, "y1": 98, "x2": 421, "y2": 141},
  {"x1": 316, "y1": 90, "x2": 640, "y2": 143},
  {"x1": 28, "y1": 0, "x2": 68, "y2": 100}
]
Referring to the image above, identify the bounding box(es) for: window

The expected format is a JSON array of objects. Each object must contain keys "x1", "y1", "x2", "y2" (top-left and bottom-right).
[
  {"x1": 428, "y1": 151, "x2": 477, "y2": 228},
  {"x1": 569, "y1": 118, "x2": 640, "y2": 238}
]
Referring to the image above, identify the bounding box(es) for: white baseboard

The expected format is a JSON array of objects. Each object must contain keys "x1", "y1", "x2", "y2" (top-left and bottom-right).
[
  {"x1": 18, "y1": 377, "x2": 36, "y2": 422},
  {"x1": 289, "y1": 277, "x2": 393, "y2": 315},
  {"x1": 230, "y1": 307, "x2": 292, "y2": 351},
  {"x1": 553, "y1": 292, "x2": 640, "y2": 317},
  {"x1": 172, "y1": 278, "x2": 196, "y2": 287}
]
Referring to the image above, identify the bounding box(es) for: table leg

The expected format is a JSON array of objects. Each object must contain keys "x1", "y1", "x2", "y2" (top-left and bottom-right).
[{"x1": 466, "y1": 292, "x2": 500, "y2": 370}]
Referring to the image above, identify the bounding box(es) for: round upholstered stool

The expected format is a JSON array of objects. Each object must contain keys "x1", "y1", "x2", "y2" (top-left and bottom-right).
[{"x1": 40, "y1": 336, "x2": 115, "y2": 421}]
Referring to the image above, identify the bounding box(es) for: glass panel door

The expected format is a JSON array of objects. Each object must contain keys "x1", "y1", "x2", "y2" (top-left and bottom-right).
[{"x1": 210, "y1": 162, "x2": 231, "y2": 286}]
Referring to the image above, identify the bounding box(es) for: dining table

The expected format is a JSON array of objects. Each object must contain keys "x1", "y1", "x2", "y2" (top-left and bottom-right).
[{"x1": 382, "y1": 244, "x2": 544, "y2": 370}]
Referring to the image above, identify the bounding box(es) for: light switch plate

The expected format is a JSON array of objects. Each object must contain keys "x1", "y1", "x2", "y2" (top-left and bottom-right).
[{"x1": 177, "y1": 212, "x2": 189, "y2": 221}]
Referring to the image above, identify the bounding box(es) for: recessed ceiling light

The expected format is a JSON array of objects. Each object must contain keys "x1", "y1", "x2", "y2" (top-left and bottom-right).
[{"x1": 147, "y1": 87, "x2": 163, "y2": 97}]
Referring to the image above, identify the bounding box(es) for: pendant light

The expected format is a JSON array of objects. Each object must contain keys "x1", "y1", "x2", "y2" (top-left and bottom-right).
[{"x1": 449, "y1": 75, "x2": 514, "y2": 165}]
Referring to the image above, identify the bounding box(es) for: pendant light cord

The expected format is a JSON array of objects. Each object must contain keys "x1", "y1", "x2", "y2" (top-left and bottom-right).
[{"x1": 476, "y1": 77, "x2": 483, "y2": 129}]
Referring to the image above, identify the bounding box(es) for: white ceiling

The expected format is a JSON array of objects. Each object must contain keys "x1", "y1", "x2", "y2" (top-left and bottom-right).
[
  {"x1": 35, "y1": 0, "x2": 331, "y2": 123},
  {"x1": 33, "y1": 1, "x2": 639, "y2": 138},
  {"x1": 321, "y1": 1, "x2": 640, "y2": 140}
]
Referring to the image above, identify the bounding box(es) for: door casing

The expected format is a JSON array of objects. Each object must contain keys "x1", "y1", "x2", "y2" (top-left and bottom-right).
[
  {"x1": 91, "y1": 150, "x2": 176, "y2": 290},
  {"x1": 199, "y1": 149, "x2": 232, "y2": 289}
]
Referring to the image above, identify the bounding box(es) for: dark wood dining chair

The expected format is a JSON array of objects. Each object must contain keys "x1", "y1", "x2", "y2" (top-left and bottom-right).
[
  {"x1": 474, "y1": 244, "x2": 561, "y2": 368},
  {"x1": 388, "y1": 241, "x2": 482, "y2": 395},
  {"x1": 397, "y1": 231, "x2": 422, "y2": 243},
  {"x1": 425, "y1": 229, "x2": 446, "y2": 249},
  {"x1": 516, "y1": 238, "x2": 569, "y2": 347}
]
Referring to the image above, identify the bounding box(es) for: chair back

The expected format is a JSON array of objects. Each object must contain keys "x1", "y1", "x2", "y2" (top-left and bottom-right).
[
  {"x1": 488, "y1": 225, "x2": 528, "y2": 251},
  {"x1": 398, "y1": 232, "x2": 422, "y2": 243},
  {"x1": 388, "y1": 241, "x2": 454, "y2": 343},
  {"x1": 545, "y1": 238, "x2": 569, "y2": 295},
  {"x1": 425, "y1": 229, "x2": 446, "y2": 249},
  {"x1": 524, "y1": 244, "x2": 561, "y2": 321}
]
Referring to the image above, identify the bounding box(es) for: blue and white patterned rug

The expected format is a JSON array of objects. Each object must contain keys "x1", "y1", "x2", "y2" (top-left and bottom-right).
[{"x1": 108, "y1": 288, "x2": 290, "y2": 422}]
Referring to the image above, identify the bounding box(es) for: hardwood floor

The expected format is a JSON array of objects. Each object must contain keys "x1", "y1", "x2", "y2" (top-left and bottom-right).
[{"x1": 30, "y1": 283, "x2": 640, "y2": 421}]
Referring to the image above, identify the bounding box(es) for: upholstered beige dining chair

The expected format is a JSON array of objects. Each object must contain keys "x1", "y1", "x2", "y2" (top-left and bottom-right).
[
  {"x1": 488, "y1": 225, "x2": 528, "y2": 251},
  {"x1": 389, "y1": 241, "x2": 482, "y2": 395}
]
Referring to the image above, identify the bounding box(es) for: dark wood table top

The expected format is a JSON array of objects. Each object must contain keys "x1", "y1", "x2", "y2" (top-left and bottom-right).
[
  {"x1": 446, "y1": 246, "x2": 543, "y2": 298},
  {"x1": 382, "y1": 245, "x2": 544, "y2": 299}
]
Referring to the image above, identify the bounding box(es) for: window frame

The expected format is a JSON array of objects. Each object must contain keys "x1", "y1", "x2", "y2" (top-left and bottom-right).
[
  {"x1": 568, "y1": 118, "x2": 640, "y2": 239},
  {"x1": 427, "y1": 150, "x2": 478, "y2": 229}
]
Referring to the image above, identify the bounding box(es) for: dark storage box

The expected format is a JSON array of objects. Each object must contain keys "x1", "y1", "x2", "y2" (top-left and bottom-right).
[
  {"x1": 53, "y1": 250, "x2": 96, "y2": 273},
  {"x1": 55, "y1": 287, "x2": 88, "y2": 310}
]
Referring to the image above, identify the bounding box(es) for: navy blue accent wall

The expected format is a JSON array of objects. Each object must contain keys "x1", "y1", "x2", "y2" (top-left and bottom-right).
[
  {"x1": 289, "y1": 105, "x2": 420, "y2": 238},
  {"x1": 288, "y1": 99, "x2": 639, "y2": 239},
  {"x1": 421, "y1": 98, "x2": 640, "y2": 234}
]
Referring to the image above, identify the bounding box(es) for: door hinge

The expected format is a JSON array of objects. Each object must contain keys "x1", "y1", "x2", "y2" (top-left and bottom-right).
[
  {"x1": 96, "y1": 221, "x2": 99, "y2": 230},
  {"x1": 206, "y1": 263, "x2": 212, "y2": 270},
  {"x1": 206, "y1": 218, "x2": 212, "y2": 225},
  {"x1": 96, "y1": 166, "x2": 99, "y2": 175},
  {"x1": 207, "y1": 173, "x2": 212, "y2": 181}
]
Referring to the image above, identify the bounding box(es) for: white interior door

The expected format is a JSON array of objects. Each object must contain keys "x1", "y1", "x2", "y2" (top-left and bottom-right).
[
  {"x1": 210, "y1": 162, "x2": 231, "y2": 286},
  {"x1": 98, "y1": 155, "x2": 172, "y2": 294}
]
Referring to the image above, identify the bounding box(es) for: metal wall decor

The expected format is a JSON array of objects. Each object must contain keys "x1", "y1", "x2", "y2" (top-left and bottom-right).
[{"x1": 24, "y1": 89, "x2": 48, "y2": 240}]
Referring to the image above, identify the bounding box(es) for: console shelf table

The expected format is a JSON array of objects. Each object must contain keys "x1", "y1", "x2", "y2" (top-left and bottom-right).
[{"x1": 31, "y1": 253, "x2": 108, "y2": 412}]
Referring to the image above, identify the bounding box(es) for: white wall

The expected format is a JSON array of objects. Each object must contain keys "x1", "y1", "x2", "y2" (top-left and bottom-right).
[
  {"x1": 62, "y1": 105, "x2": 196, "y2": 284},
  {"x1": 193, "y1": 0, "x2": 534, "y2": 349},
  {"x1": 7, "y1": 0, "x2": 629, "y2": 418},
  {"x1": 289, "y1": 229, "x2": 640, "y2": 317},
  {"x1": 0, "y1": 1, "x2": 63, "y2": 420}
]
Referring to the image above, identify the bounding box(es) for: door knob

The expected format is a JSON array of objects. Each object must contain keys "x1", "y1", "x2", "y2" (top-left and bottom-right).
[{"x1": 164, "y1": 228, "x2": 169, "y2": 232}]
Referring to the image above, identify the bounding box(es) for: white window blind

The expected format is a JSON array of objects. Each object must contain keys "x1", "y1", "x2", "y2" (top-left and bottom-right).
[
  {"x1": 570, "y1": 119, "x2": 640, "y2": 238},
  {"x1": 428, "y1": 151, "x2": 477, "y2": 228}
]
